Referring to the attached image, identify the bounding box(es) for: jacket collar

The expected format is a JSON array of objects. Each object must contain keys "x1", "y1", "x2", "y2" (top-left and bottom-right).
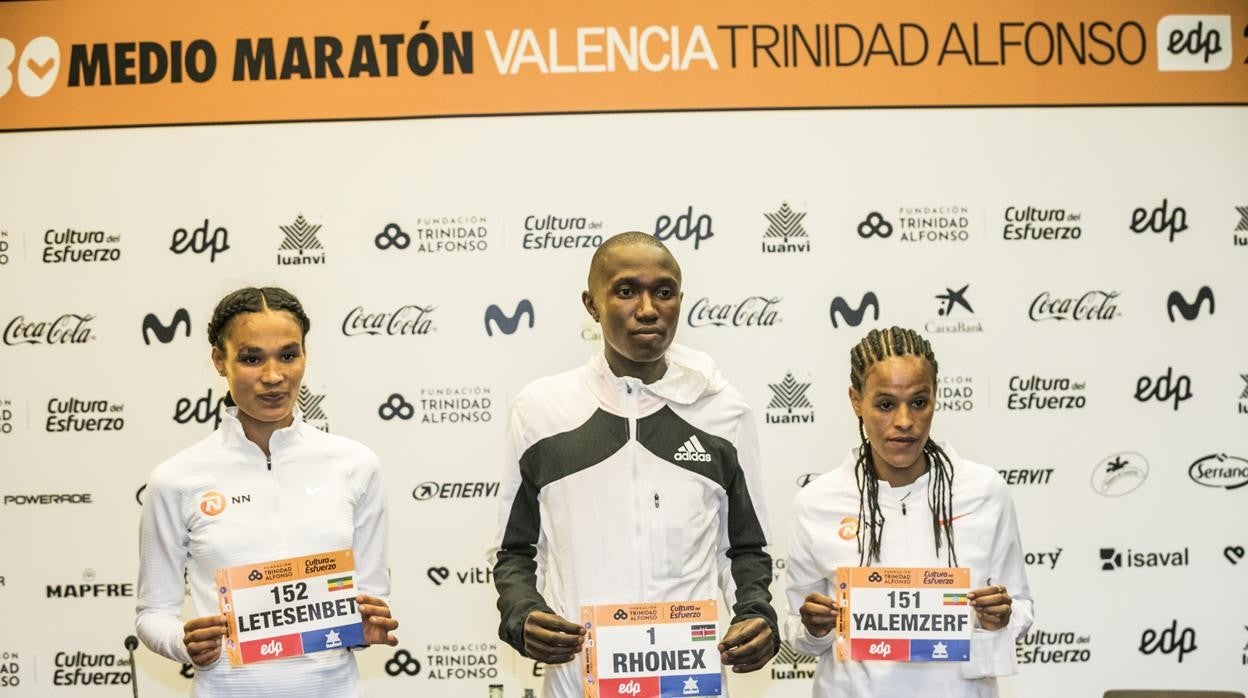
[
  {"x1": 588, "y1": 343, "x2": 725, "y2": 406},
  {"x1": 218, "y1": 406, "x2": 306, "y2": 454}
]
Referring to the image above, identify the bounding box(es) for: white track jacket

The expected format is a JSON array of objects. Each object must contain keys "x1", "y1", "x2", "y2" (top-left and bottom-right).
[
  {"x1": 137, "y1": 408, "x2": 389, "y2": 697},
  {"x1": 488, "y1": 345, "x2": 778, "y2": 697},
  {"x1": 785, "y1": 445, "x2": 1033, "y2": 698}
]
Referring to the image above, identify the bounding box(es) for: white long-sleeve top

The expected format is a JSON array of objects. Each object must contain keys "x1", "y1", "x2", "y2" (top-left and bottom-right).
[
  {"x1": 136, "y1": 408, "x2": 389, "y2": 697},
  {"x1": 784, "y1": 445, "x2": 1033, "y2": 698}
]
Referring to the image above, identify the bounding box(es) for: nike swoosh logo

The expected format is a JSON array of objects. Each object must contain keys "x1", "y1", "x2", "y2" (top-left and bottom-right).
[
  {"x1": 305, "y1": 484, "x2": 332, "y2": 496},
  {"x1": 938, "y1": 512, "x2": 973, "y2": 525}
]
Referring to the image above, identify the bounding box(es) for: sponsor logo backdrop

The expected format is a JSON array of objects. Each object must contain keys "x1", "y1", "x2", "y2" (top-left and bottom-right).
[{"x1": 0, "y1": 1, "x2": 1245, "y2": 696}]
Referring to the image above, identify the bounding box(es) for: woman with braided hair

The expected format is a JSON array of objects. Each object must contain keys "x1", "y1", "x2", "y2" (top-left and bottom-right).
[
  {"x1": 784, "y1": 326, "x2": 1033, "y2": 697},
  {"x1": 137, "y1": 286, "x2": 399, "y2": 696}
]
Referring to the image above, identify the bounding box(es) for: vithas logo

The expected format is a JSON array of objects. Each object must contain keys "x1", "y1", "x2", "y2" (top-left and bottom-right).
[{"x1": 674, "y1": 435, "x2": 712, "y2": 462}]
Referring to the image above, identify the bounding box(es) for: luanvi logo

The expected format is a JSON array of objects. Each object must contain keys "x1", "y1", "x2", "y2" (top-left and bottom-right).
[
  {"x1": 1167, "y1": 286, "x2": 1214, "y2": 322},
  {"x1": 770, "y1": 641, "x2": 818, "y2": 680},
  {"x1": 1130, "y1": 199, "x2": 1188, "y2": 242},
  {"x1": 3, "y1": 313, "x2": 95, "y2": 345},
  {"x1": 1239, "y1": 374, "x2": 1248, "y2": 415},
  {"x1": 1156, "y1": 15, "x2": 1232, "y2": 71},
  {"x1": 1188, "y1": 453, "x2": 1248, "y2": 490},
  {"x1": 762, "y1": 202, "x2": 811, "y2": 253},
  {"x1": 654, "y1": 206, "x2": 714, "y2": 249},
  {"x1": 142, "y1": 308, "x2": 191, "y2": 345},
  {"x1": 1235, "y1": 206, "x2": 1248, "y2": 247},
  {"x1": 170, "y1": 219, "x2": 229, "y2": 261},
  {"x1": 1133, "y1": 367, "x2": 1192, "y2": 411},
  {"x1": 1090, "y1": 452, "x2": 1149, "y2": 497},
  {"x1": 277, "y1": 214, "x2": 326, "y2": 265},
  {"x1": 766, "y1": 372, "x2": 813, "y2": 425},
  {"x1": 1139, "y1": 620, "x2": 1197, "y2": 663},
  {"x1": 829, "y1": 293, "x2": 880, "y2": 328},
  {"x1": 484, "y1": 300, "x2": 535, "y2": 336},
  {"x1": 298, "y1": 386, "x2": 329, "y2": 432}
]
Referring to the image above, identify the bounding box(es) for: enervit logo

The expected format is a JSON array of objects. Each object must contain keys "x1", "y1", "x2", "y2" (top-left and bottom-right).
[
  {"x1": 1130, "y1": 199, "x2": 1189, "y2": 241},
  {"x1": 142, "y1": 308, "x2": 191, "y2": 345},
  {"x1": 857, "y1": 212, "x2": 893, "y2": 238},
  {"x1": 1167, "y1": 286, "x2": 1214, "y2": 322},
  {"x1": 277, "y1": 214, "x2": 326, "y2": 265},
  {"x1": 687, "y1": 296, "x2": 781, "y2": 328},
  {"x1": 1133, "y1": 367, "x2": 1192, "y2": 411},
  {"x1": 999, "y1": 468, "x2": 1053, "y2": 486},
  {"x1": 765, "y1": 372, "x2": 814, "y2": 425},
  {"x1": 654, "y1": 206, "x2": 714, "y2": 249},
  {"x1": 379, "y1": 394, "x2": 415, "y2": 421},
  {"x1": 3, "y1": 313, "x2": 95, "y2": 345},
  {"x1": 199, "y1": 491, "x2": 226, "y2": 516},
  {"x1": 170, "y1": 219, "x2": 230, "y2": 261},
  {"x1": 412, "y1": 481, "x2": 500, "y2": 501},
  {"x1": 829, "y1": 293, "x2": 879, "y2": 328},
  {"x1": 385, "y1": 649, "x2": 421, "y2": 676},
  {"x1": 762, "y1": 202, "x2": 811, "y2": 253},
  {"x1": 1029, "y1": 290, "x2": 1119, "y2": 322},
  {"x1": 1188, "y1": 453, "x2": 1248, "y2": 490},
  {"x1": 1157, "y1": 16, "x2": 1232, "y2": 71},
  {"x1": 1090, "y1": 452, "x2": 1149, "y2": 497},
  {"x1": 1139, "y1": 620, "x2": 1197, "y2": 663},
  {"x1": 484, "y1": 299, "x2": 535, "y2": 336}
]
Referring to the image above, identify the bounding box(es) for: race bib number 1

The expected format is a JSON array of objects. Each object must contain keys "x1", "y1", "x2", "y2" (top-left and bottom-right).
[
  {"x1": 582, "y1": 600, "x2": 721, "y2": 698},
  {"x1": 834, "y1": 567, "x2": 972, "y2": 663},
  {"x1": 216, "y1": 549, "x2": 364, "y2": 666}
]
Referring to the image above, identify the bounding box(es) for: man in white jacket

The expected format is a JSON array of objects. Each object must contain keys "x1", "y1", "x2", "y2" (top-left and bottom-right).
[{"x1": 488, "y1": 232, "x2": 778, "y2": 697}]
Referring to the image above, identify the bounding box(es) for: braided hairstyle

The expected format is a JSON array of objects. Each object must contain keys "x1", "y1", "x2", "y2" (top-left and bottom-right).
[
  {"x1": 208, "y1": 287, "x2": 311, "y2": 407},
  {"x1": 849, "y1": 326, "x2": 957, "y2": 566}
]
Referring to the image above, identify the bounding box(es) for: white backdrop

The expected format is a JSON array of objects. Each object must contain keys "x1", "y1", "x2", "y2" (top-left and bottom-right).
[{"x1": 1, "y1": 106, "x2": 1246, "y2": 696}]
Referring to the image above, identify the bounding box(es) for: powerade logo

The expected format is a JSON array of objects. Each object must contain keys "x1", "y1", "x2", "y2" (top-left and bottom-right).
[{"x1": 1188, "y1": 453, "x2": 1248, "y2": 490}]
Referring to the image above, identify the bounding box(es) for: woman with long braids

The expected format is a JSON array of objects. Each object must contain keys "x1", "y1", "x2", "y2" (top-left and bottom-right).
[
  {"x1": 136, "y1": 287, "x2": 399, "y2": 696},
  {"x1": 785, "y1": 326, "x2": 1032, "y2": 697}
]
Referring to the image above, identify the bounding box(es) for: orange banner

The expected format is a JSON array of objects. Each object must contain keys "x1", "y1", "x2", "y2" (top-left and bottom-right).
[{"x1": 0, "y1": 0, "x2": 1245, "y2": 131}]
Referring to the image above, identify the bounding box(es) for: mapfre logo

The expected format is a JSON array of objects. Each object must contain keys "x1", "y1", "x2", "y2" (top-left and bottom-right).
[
  {"x1": 1156, "y1": 15, "x2": 1232, "y2": 71},
  {"x1": 199, "y1": 491, "x2": 226, "y2": 516}
]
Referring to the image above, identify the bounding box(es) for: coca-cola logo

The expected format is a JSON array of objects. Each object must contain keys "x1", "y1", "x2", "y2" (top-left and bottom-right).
[
  {"x1": 3, "y1": 314, "x2": 95, "y2": 345},
  {"x1": 687, "y1": 296, "x2": 781, "y2": 328},
  {"x1": 1028, "y1": 291, "x2": 1120, "y2": 322},
  {"x1": 342, "y1": 305, "x2": 436, "y2": 337}
]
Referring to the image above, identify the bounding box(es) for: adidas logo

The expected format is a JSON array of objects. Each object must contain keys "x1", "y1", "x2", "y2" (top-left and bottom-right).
[{"x1": 674, "y1": 435, "x2": 712, "y2": 462}]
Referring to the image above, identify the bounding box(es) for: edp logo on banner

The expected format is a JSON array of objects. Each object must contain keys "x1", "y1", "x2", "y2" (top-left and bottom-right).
[{"x1": 1156, "y1": 15, "x2": 1232, "y2": 71}]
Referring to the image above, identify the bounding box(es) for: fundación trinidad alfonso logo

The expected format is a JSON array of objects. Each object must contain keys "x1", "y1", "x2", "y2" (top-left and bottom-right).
[
  {"x1": 762, "y1": 202, "x2": 811, "y2": 253},
  {"x1": 199, "y1": 491, "x2": 226, "y2": 516}
]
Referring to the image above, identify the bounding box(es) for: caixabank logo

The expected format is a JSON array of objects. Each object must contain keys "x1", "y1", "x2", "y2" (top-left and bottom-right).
[
  {"x1": 1001, "y1": 205, "x2": 1083, "y2": 241},
  {"x1": 762, "y1": 202, "x2": 811, "y2": 253},
  {"x1": 45, "y1": 397, "x2": 125, "y2": 433},
  {"x1": 858, "y1": 205, "x2": 972, "y2": 243},
  {"x1": 521, "y1": 214, "x2": 604, "y2": 250},
  {"x1": 276, "y1": 214, "x2": 326, "y2": 265},
  {"x1": 375, "y1": 216, "x2": 489, "y2": 253},
  {"x1": 1015, "y1": 628, "x2": 1091, "y2": 665},
  {"x1": 3, "y1": 312, "x2": 95, "y2": 345},
  {"x1": 926, "y1": 284, "x2": 982, "y2": 334},
  {"x1": 380, "y1": 386, "x2": 493, "y2": 425},
  {"x1": 41, "y1": 227, "x2": 122, "y2": 263},
  {"x1": 687, "y1": 296, "x2": 781, "y2": 328},
  {"x1": 765, "y1": 372, "x2": 813, "y2": 425}
]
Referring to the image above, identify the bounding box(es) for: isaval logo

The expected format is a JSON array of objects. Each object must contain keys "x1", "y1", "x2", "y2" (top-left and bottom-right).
[
  {"x1": 1090, "y1": 452, "x2": 1149, "y2": 497},
  {"x1": 378, "y1": 216, "x2": 489, "y2": 253},
  {"x1": 687, "y1": 297, "x2": 780, "y2": 328},
  {"x1": 342, "y1": 305, "x2": 436, "y2": 336},
  {"x1": 1099, "y1": 546, "x2": 1188, "y2": 571},
  {"x1": 485, "y1": 299, "x2": 535, "y2": 336},
  {"x1": 42, "y1": 228, "x2": 122, "y2": 263},
  {"x1": 1188, "y1": 453, "x2": 1248, "y2": 490},
  {"x1": 829, "y1": 293, "x2": 879, "y2": 328},
  {"x1": 1156, "y1": 15, "x2": 1232, "y2": 71},
  {"x1": 1139, "y1": 620, "x2": 1197, "y2": 663},
  {"x1": 1002, "y1": 206, "x2": 1082, "y2": 241},
  {"x1": 298, "y1": 385, "x2": 329, "y2": 432},
  {"x1": 142, "y1": 308, "x2": 191, "y2": 345},
  {"x1": 765, "y1": 372, "x2": 813, "y2": 425},
  {"x1": 927, "y1": 285, "x2": 982, "y2": 334},
  {"x1": 762, "y1": 202, "x2": 810, "y2": 253},
  {"x1": 654, "y1": 206, "x2": 713, "y2": 249},
  {"x1": 277, "y1": 214, "x2": 326, "y2": 265},
  {"x1": 1167, "y1": 286, "x2": 1214, "y2": 322},
  {"x1": 45, "y1": 397, "x2": 125, "y2": 433},
  {"x1": 170, "y1": 219, "x2": 230, "y2": 261},
  {"x1": 1133, "y1": 367, "x2": 1192, "y2": 411},
  {"x1": 3, "y1": 313, "x2": 95, "y2": 345}
]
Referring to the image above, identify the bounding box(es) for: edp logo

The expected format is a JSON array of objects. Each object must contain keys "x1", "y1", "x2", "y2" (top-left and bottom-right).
[
  {"x1": 654, "y1": 206, "x2": 714, "y2": 250},
  {"x1": 1156, "y1": 15, "x2": 1232, "y2": 71},
  {"x1": 1130, "y1": 199, "x2": 1187, "y2": 242},
  {"x1": 170, "y1": 219, "x2": 230, "y2": 262}
]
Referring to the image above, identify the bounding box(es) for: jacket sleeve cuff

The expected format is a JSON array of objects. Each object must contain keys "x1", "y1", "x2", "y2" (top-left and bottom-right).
[{"x1": 960, "y1": 627, "x2": 1018, "y2": 678}]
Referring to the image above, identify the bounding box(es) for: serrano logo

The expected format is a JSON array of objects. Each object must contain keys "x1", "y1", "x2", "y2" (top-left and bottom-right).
[
  {"x1": 199, "y1": 491, "x2": 225, "y2": 516},
  {"x1": 484, "y1": 299, "x2": 535, "y2": 336},
  {"x1": 141, "y1": 308, "x2": 191, "y2": 345},
  {"x1": 838, "y1": 517, "x2": 859, "y2": 541},
  {"x1": 1167, "y1": 286, "x2": 1214, "y2": 322},
  {"x1": 829, "y1": 293, "x2": 880, "y2": 328},
  {"x1": 1188, "y1": 453, "x2": 1248, "y2": 490}
]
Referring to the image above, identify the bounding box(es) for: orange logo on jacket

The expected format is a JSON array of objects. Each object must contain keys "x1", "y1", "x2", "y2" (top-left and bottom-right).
[
  {"x1": 200, "y1": 491, "x2": 226, "y2": 516},
  {"x1": 838, "y1": 516, "x2": 859, "y2": 540}
]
